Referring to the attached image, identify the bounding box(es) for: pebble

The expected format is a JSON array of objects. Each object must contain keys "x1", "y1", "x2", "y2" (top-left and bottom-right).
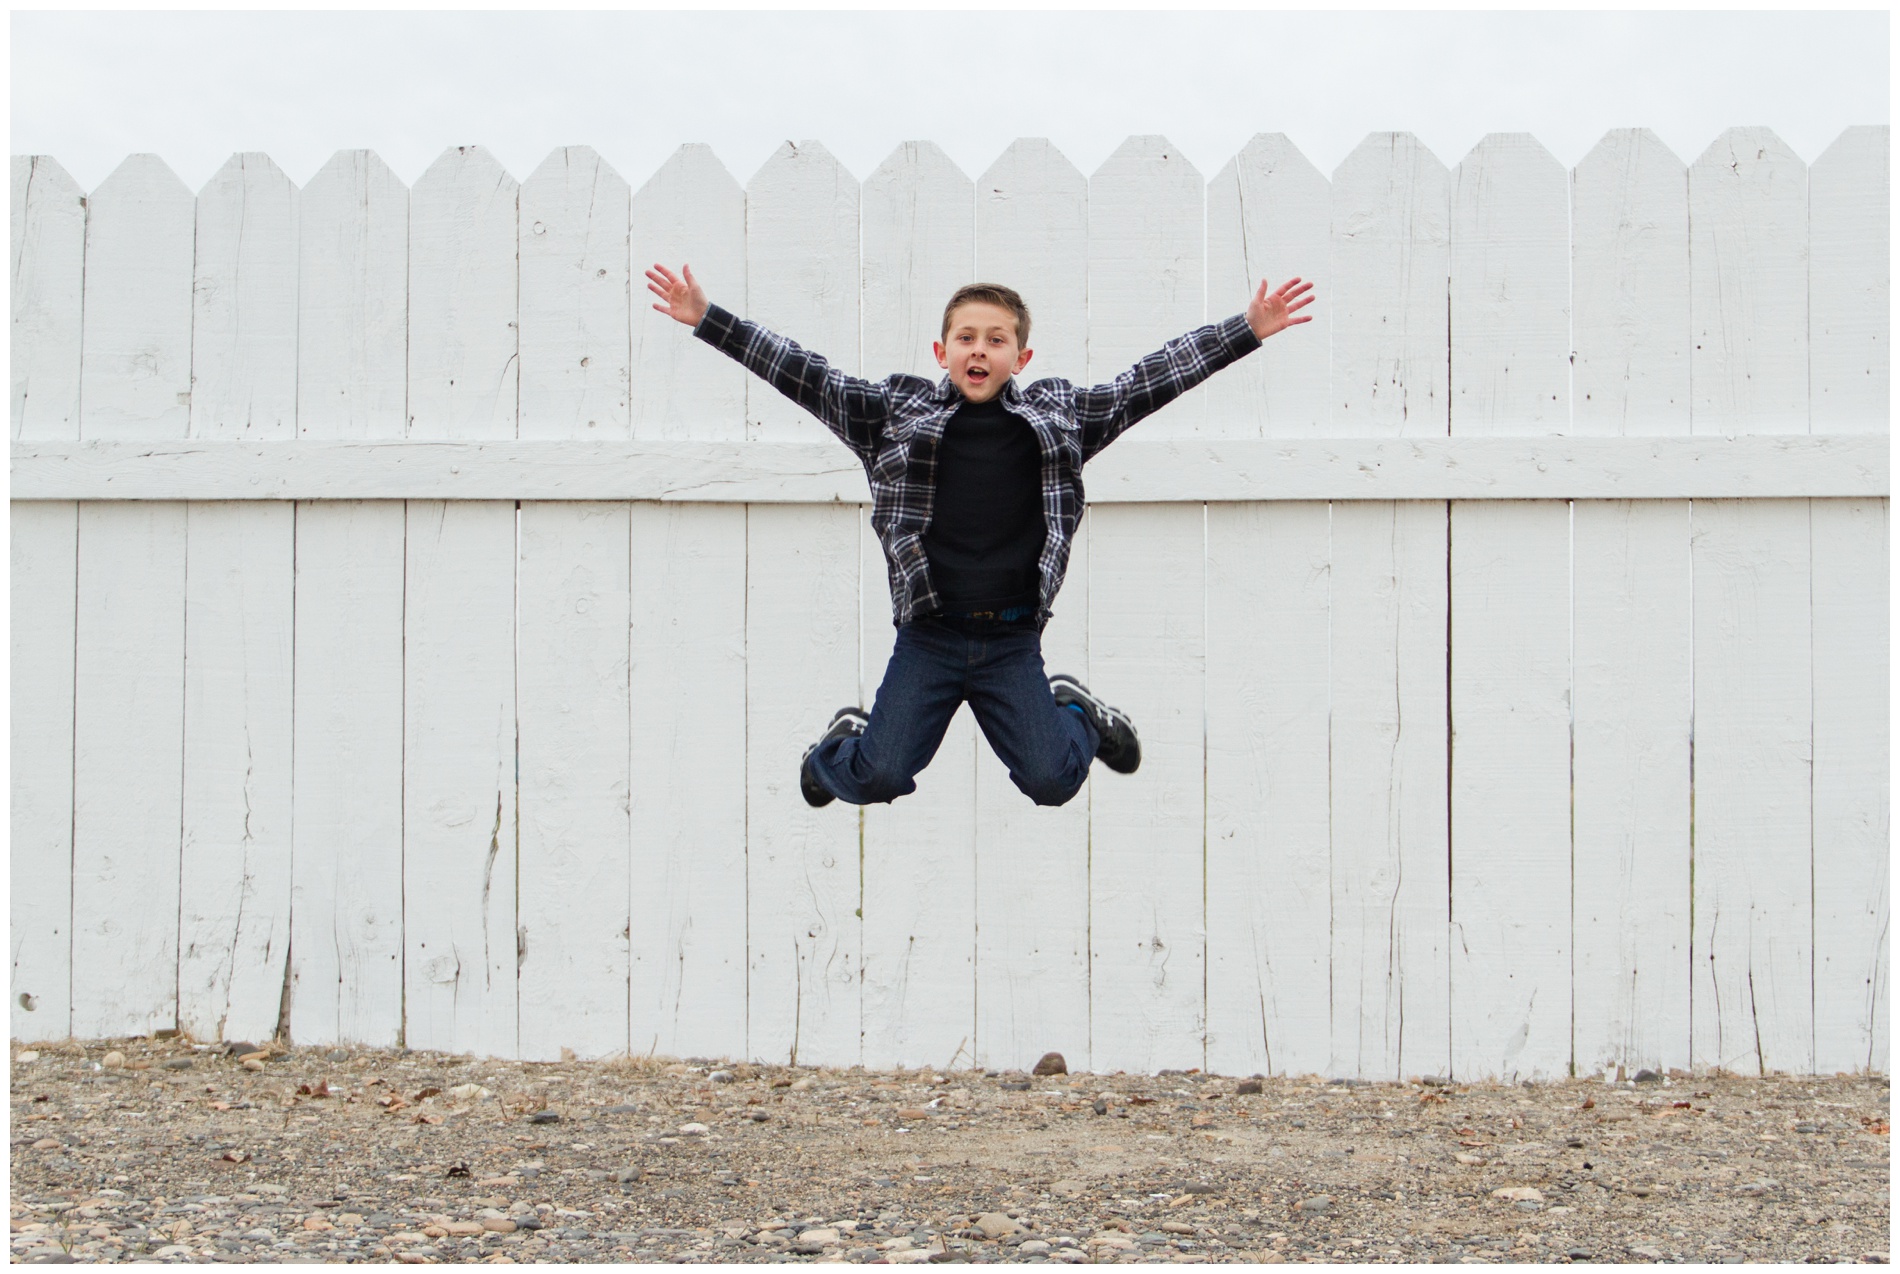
[
  {"x1": 100, "y1": 1051, "x2": 125, "y2": 1069},
  {"x1": 1032, "y1": 1052, "x2": 1067, "y2": 1076},
  {"x1": 1294, "y1": 1195, "x2": 1332, "y2": 1214}
]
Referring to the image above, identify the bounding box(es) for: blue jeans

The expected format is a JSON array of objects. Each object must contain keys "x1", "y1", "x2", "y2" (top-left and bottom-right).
[{"x1": 807, "y1": 617, "x2": 1101, "y2": 807}]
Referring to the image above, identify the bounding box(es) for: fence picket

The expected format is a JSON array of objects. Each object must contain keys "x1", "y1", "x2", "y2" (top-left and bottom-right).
[
  {"x1": 403, "y1": 501, "x2": 519, "y2": 1056},
  {"x1": 177, "y1": 502, "x2": 294, "y2": 1043},
  {"x1": 858, "y1": 141, "x2": 978, "y2": 1068},
  {"x1": 409, "y1": 147, "x2": 519, "y2": 440},
  {"x1": 630, "y1": 145, "x2": 746, "y2": 441},
  {"x1": 517, "y1": 501, "x2": 631, "y2": 1060},
  {"x1": 975, "y1": 139, "x2": 1087, "y2": 386},
  {"x1": 1572, "y1": 130, "x2": 1690, "y2": 435},
  {"x1": 1451, "y1": 135, "x2": 1568, "y2": 434},
  {"x1": 1205, "y1": 502, "x2": 1330, "y2": 1077},
  {"x1": 629, "y1": 503, "x2": 748, "y2": 1061},
  {"x1": 520, "y1": 147, "x2": 630, "y2": 441},
  {"x1": 290, "y1": 501, "x2": 406, "y2": 1046},
  {"x1": 1330, "y1": 134, "x2": 1450, "y2": 438},
  {"x1": 746, "y1": 504, "x2": 862, "y2": 1064},
  {"x1": 863, "y1": 141, "x2": 973, "y2": 380},
  {"x1": 11, "y1": 156, "x2": 85, "y2": 440},
  {"x1": 10, "y1": 502, "x2": 77, "y2": 1039},
  {"x1": 1811, "y1": 498, "x2": 1889, "y2": 1073},
  {"x1": 745, "y1": 142, "x2": 859, "y2": 444},
  {"x1": 1328, "y1": 501, "x2": 1451, "y2": 1080},
  {"x1": 1205, "y1": 134, "x2": 1330, "y2": 437},
  {"x1": 1572, "y1": 501, "x2": 1693, "y2": 1077},
  {"x1": 79, "y1": 155, "x2": 194, "y2": 439},
  {"x1": 1088, "y1": 136, "x2": 1205, "y2": 438},
  {"x1": 298, "y1": 151, "x2": 408, "y2": 439},
  {"x1": 72, "y1": 503, "x2": 187, "y2": 1037},
  {"x1": 1811, "y1": 126, "x2": 1890, "y2": 434},
  {"x1": 1692, "y1": 129, "x2": 1809, "y2": 434},
  {"x1": 191, "y1": 154, "x2": 298, "y2": 439},
  {"x1": 974, "y1": 523, "x2": 1089, "y2": 1072},
  {"x1": 1087, "y1": 503, "x2": 1205, "y2": 1074}
]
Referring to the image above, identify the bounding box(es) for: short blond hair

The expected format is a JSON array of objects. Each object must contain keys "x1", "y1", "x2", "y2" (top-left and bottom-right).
[{"x1": 941, "y1": 283, "x2": 1031, "y2": 348}]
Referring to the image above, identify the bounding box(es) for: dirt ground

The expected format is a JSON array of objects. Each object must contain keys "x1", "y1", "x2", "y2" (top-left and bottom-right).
[{"x1": 8, "y1": 1035, "x2": 1890, "y2": 1264}]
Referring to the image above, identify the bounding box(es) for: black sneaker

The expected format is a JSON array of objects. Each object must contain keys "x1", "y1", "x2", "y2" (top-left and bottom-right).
[
  {"x1": 1048, "y1": 675, "x2": 1140, "y2": 774},
  {"x1": 800, "y1": 707, "x2": 869, "y2": 807}
]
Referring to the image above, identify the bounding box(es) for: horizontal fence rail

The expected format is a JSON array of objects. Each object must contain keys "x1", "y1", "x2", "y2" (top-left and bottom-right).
[{"x1": 9, "y1": 127, "x2": 1890, "y2": 1080}]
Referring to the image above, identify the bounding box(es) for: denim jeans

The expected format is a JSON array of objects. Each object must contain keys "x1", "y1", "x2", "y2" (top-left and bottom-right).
[{"x1": 806, "y1": 617, "x2": 1100, "y2": 807}]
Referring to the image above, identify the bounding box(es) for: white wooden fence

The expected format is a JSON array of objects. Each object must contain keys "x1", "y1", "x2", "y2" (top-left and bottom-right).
[{"x1": 10, "y1": 128, "x2": 1889, "y2": 1081}]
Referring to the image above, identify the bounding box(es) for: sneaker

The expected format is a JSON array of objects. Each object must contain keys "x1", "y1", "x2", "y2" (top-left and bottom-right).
[
  {"x1": 800, "y1": 707, "x2": 869, "y2": 807},
  {"x1": 1047, "y1": 675, "x2": 1141, "y2": 774}
]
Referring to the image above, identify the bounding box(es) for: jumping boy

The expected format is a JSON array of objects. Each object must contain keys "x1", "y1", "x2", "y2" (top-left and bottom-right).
[{"x1": 647, "y1": 262, "x2": 1313, "y2": 809}]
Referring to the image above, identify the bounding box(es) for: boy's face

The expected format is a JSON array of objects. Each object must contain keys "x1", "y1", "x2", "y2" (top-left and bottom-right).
[{"x1": 933, "y1": 301, "x2": 1033, "y2": 403}]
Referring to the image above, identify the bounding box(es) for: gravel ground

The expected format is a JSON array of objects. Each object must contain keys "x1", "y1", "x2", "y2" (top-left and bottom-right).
[{"x1": 8, "y1": 1035, "x2": 1889, "y2": 1264}]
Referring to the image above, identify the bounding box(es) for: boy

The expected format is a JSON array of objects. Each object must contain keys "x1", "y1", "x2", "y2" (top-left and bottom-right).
[{"x1": 647, "y1": 263, "x2": 1313, "y2": 808}]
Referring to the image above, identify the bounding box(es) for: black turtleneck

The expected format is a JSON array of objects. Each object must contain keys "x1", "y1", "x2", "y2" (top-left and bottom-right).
[{"x1": 922, "y1": 395, "x2": 1044, "y2": 614}]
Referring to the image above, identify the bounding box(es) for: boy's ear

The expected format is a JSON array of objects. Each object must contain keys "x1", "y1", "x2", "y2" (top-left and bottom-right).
[
  {"x1": 933, "y1": 340, "x2": 950, "y2": 370},
  {"x1": 1013, "y1": 347, "x2": 1033, "y2": 374}
]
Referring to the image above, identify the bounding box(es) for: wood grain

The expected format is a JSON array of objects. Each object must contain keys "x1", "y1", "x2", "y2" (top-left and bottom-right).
[
  {"x1": 297, "y1": 151, "x2": 408, "y2": 440},
  {"x1": 191, "y1": 154, "x2": 299, "y2": 439},
  {"x1": 409, "y1": 147, "x2": 520, "y2": 441},
  {"x1": 519, "y1": 147, "x2": 630, "y2": 441},
  {"x1": 79, "y1": 156, "x2": 194, "y2": 439},
  {"x1": 11, "y1": 156, "x2": 86, "y2": 441}
]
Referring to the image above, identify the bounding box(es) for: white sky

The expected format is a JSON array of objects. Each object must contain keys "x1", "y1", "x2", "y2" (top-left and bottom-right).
[{"x1": 9, "y1": 9, "x2": 1892, "y2": 195}]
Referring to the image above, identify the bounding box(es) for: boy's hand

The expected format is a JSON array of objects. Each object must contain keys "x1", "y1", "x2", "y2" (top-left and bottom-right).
[
  {"x1": 1246, "y1": 277, "x2": 1315, "y2": 341},
  {"x1": 646, "y1": 262, "x2": 710, "y2": 328}
]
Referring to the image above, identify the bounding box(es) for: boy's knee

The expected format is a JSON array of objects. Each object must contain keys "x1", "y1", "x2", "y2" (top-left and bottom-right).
[{"x1": 1014, "y1": 769, "x2": 1084, "y2": 808}]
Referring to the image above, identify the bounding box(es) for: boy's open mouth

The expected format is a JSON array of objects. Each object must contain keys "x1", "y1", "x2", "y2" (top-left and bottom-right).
[{"x1": 966, "y1": 367, "x2": 989, "y2": 382}]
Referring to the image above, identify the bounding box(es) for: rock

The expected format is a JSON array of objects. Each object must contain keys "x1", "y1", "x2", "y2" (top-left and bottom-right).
[
  {"x1": 1566, "y1": 1248, "x2": 1593, "y2": 1260},
  {"x1": 327, "y1": 1048, "x2": 350, "y2": 1062},
  {"x1": 709, "y1": 1070, "x2": 735, "y2": 1083},
  {"x1": 303, "y1": 1216, "x2": 333, "y2": 1231},
  {"x1": 242, "y1": 1059, "x2": 265, "y2": 1072},
  {"x1": 481, "y1": 1217, "x2": 517, "y2": 1233},
  {"x1": 447, "y1": 1221, "x2": 486, "y2": 1236},
  {"x1": 791, "y1": 1077, "x2": 816, "y2": 1091},
  {"x1": 16, "y1": 1050, "x2": 38, "y2": 1063},
  {"x1": 1633, "y1": 1069, "x2": 1662, "y2": 1083},
  {"x1": 223, "y1": 1041, "x2": 259, "y2": 1056},
  {"x1": 529, "y1": 1111, "x2": 560, "y2": 1124},
  {"x1": 1019, "y1": 1240, "x2": 1051, "y2": 1256},
  {"x1": 31, "y1": 1137, "x2": 60, "y2": 1150},
  {"x1": 973, "y1": 1213, "x2": 1023, "y2": 1239},
  {"x1": 1420, "y1": 1075, "x2": 1449, "y2": 1086},
  {"x1": 1050, "y1": 1180, "x2": 1085, "y2": 1198},
  {"x1": 1236, "y1": 1079, "x2": 1263, "y2": 1095},
  {"x1": 1630, "y1": 1246, "x2": 1664, "y2": 1260},
  {"x1": 677, "y1": 1122, "x2": 710, "y2": 1136},
  {"x1": 896, "y1": 1108, "x2": 930, "y2": 1120},
  {"x1": 446, "y1": 1083, "x2": 490, "y2": 1102},
  {"x1": 1000, "y1": 1080, "x2": 1031, "y2": 1091},
  {"x1": 159, "y1": 1057, "x2": 193, "y2": 1070},
  {"x1": 1092, "y1": 1098, "x2": 1109, "y2": 1115},
  {"x1": 1190, "y1": 1112, "x2": 1216, "y2": 1128},
  {"x1": 239, "y1": 1050, "x2": 269, "y2": 1063},
  {"x1": 1454, "y1": 1152, "x2": 1486, "y2": 1166},
  {"x1": 1161, "y1": 1222, "x2": 1196, "y2": 1235},
  {"x1": 1293, "y1": 1196, "x2": 1332, "y2": 1214},
  {"x1": 101, "y1": 1050, "x2": 126, "y2": 1068},
  {"x1": 1491, "y1": 1187, "x2": 1544, "y2": 1203},
  {"x1": 1032, "y1": 1052, "x2": 1068, "y2": 1076}
]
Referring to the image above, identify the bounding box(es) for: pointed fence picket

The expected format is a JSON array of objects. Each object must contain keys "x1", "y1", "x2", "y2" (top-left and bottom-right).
[{"x1": 6, "y1": 131, "x2": 1889, "y2": 1082}]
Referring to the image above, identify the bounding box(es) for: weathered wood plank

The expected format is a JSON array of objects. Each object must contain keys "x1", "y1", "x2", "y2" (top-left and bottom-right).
[
  {"x1": 629, "y1": 502, "x2": 748, "y2": 1061},
  {"x1": 10, "y1": 501, "x2": 77, "y2": 1038},
  {"x1": 862, "y1": 141, "x2": 973, "y2": 381},
  {"x1": 1449, "y1": 499, "x2": 1571, "y2": 1080},
  {"x1": 79, "y1": 155, "x2": 195, "y2": 439},
  {"x1": 517, "y1": 501, "x2": 631, "y2": 1060},
  {"x1": 11, "y1": 156, "x2": 86, "y2": 441},
  {"x1": 1330, "y1": 134, "x2": 1450, "y2": 438},
  {"x1": 191, "y1": 154, "x2": 299, "y2": 439},
  {"x1": 1571, "y1": 499, "x2": 1693, "y2": 1076},
  {"x1": 860, "y1": 511, "x2": 978, "y2": 1070},
  {"x1": 1329, "y1": 501, "x2": 1450, "y2": 1080},
  {"x1": 1088, "y1": 137, "x2": 1205, "y2": 439},
  {"x1": 631, "y1": 146, "x2": 746, "y2": 442},
  {"x1": 71, "y1": 501, "x2": 187, "y2": 1037},
  {"x1": 973, "y1": 520, "x2": 1089, "y2": 1073},
  {"x1": 975, "y1": 139, "x2": 1086, "y2": 386},
  {"x1": 746, "y1": 503, "x2": 862, "y2": 1065},
  {"x1": 1205, "y1": 134, "x2": 1330, "y2": 438},
  {"x1": 1690, "y1": 129, "x2": 1809, "y2": 436},
  {"x1": 1087, "y1": 502, "x2": 1205, "y2": 1074},
  {"x1": 1450, "y1": 135, "x2": 1568, "y2": 435},
  {"x1": 1571, "y1": 130, "x2": 1690, "y2": 436},
  {"x1": 403, "y1": 500, "x2": 519, "y2": 1056},
  {"x1": 1810, "y1": 498, "x2": 1889, "y2": 1072},
  {"x1": 745, "y1": 142, "x2": 858, "y2": 444},
  {"x1": 1690, "y1": 498, "x2": 1813, "y2": 1074},
  {"x1": 520, "y1": 147, "x2": 630, "y2": 441},
  {"x1": 289, "y1": 500, "x2": 406, "y2": 1047},
  {"x1": 1809, "y1": 126, "x2": 1889, "y2": 435},
  {"x1": 177, "y1": 501, "x2": 294, "y2": 1044},
  {"x1": 20, "y1": 434, "x2": 1884, "y2": 504},
  {"x1": 409, "y1": 147, "x2": 520, "y2": 441},
  {"x1": 1205, "y1": 501, "x2": 1331, "y2": 1078},
  {"x1": 297, "y1": 151, "x2": 408, "y2": 440}
]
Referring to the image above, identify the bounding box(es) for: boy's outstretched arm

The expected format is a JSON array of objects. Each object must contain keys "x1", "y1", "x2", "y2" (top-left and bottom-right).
[
  {"x1": 1073, "y1": 276, "x2": 1315, "y2": 461},
  {"x1": 647, "y1": 263, "x2": 888, "y2": 459}
]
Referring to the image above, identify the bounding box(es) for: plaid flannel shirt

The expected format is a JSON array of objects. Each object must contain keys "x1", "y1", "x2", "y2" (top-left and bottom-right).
[{"x1": 693, "y1": 302, "x2": 1263, "y2": 628}]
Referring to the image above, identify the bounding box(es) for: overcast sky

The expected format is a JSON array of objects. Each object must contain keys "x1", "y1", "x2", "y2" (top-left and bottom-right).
[{"x1": 10, "y1": 10, "x2": 1891, "y2": 195}]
